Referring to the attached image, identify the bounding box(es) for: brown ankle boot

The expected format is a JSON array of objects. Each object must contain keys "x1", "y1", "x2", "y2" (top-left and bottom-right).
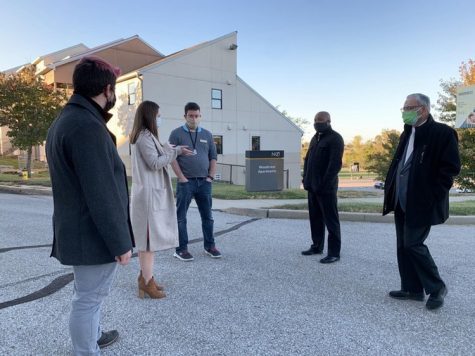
[
  {"x1": 138, "y1": 276, "x2": 166, "y2": 299},
  {"x1": 138, "y1": 271, "x2": 164, "y2": 291}
]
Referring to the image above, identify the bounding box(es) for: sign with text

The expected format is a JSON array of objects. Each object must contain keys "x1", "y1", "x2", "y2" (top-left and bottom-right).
[
  {"x1": 245, "y1": 150, "x2": 284, "y2": 192},
  {"x1": 456, "y1": 85, "x2": 475, "y2": 128}
]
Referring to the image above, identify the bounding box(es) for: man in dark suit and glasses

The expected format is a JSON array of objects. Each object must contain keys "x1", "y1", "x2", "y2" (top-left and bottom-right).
[{"x1": 383, "y1": 93, "x2": 460, "y2": 310}]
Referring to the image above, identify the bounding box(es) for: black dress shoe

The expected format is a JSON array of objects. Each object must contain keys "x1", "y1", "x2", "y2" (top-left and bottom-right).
[
  {"x1": 98, "y1": 330, "x2": 119, "y2": 349},
  {"x1": 426, "y1": 285, "x2": 447, "y2": 310},
  {"x1": 301, "y1": 247, "x2": 323, "y2": 256},
  {"x1": 320, "y1": 256, "x2": 340, "y2": 264},
  {"x1": 389, "y1": 290, "x2": 425, "y2": 301}
]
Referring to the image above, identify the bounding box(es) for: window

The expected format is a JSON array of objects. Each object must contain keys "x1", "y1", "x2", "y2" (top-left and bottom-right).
[
  {"x1": 55, "y1": 82, "x2": 73, "y2": 96},
  {"x1": 252, "y1": 136, "x2": 260, "y2": 151},
  {"x1": 128, "y1": 82, "x2": 137, "y2": 105},
  {"x1": 56, "y1": 82, "x2": 72, "y2": 90},
  {"x1": 213, "y1": 135, "x2": 223, "y2": 154},
  {"x1": 211, "y1": 89, "x2": 222, "y2": 109}
]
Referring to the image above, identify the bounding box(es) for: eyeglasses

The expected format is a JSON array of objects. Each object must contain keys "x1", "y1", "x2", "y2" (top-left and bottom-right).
[{"x1": 400, "y1": 105, "x2": 422, "y2": 112}]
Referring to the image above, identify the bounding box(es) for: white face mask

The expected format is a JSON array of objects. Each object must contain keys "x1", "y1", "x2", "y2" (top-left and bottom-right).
[{"x1": 156, "y1": 115, "x2": 162, "y2": 128}]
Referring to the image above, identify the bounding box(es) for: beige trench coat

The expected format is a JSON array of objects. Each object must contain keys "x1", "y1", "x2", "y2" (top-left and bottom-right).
[{"x1": 130, "y1": 130, "x2": 181, "y2": 251}]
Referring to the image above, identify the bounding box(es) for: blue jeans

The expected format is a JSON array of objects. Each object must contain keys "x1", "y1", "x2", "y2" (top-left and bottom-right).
[
  {"x1": 70, "y1": 262, "x2": 118, "y2": 356},
  {"x1": 176, "y1": 178, "x2": 215, "y2": 252}
]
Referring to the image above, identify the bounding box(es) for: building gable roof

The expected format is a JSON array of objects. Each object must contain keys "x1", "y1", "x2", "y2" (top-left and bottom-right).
[
  {"x1": 2, "y1": 44, "x2": 89, "y2": 74},
  {"x1": 34, "y1": 44, "x2": 90, "y2": 75},
  {"x1": 133, "y1": 31, "x2": 237, "y2": 75},
  {"x1": 237, "y1": 76, "x2": 304, "y2": 135},
  {"x1": 32, "y1": 43, "x2": 89, "y2": 65},
  {"x1": 2, "y1": 64, "x2": 29, "y2": 75},
  {"x1": 37, "y1": 36, "x2": 165, "y2": 85},
  {"x1": 54, "y1": 36, "x2": 162, "y2": 67}
]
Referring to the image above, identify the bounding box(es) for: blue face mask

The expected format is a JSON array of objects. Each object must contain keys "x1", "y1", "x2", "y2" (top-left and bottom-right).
[{"x1": 156, "y1": 115, "x2": 162, "y2": 128}]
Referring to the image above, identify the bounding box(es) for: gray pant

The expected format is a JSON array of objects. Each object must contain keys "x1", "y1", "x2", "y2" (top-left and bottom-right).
[{"x1": 70, "y1": 262, "x2": 118, "y2": 356}]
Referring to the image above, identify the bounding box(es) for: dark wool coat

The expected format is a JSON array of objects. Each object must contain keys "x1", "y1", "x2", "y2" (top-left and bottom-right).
[
  {"x1": 383, "y1": 115, "x2": 461, "y2": 228},
  {"x1": 303, "y1": 128, "x2": 344, "y2": 194},
  {"x1": 46, "y1": 94, "x2": 134, "y2": 265}
]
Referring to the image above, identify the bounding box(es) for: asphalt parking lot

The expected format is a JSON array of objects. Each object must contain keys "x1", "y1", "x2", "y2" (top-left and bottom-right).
[{"x1": 1, "y1": 193, "x2": 474, "y2": 355}]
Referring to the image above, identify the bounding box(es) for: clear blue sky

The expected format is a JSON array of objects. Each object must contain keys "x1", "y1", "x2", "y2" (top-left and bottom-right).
[{"x1": 1, "y1": 0, "x2": 474, "y2": 142}]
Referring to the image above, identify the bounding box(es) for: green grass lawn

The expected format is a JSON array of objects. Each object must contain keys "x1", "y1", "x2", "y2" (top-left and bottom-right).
[
  {"x1": 1, "y1": 163, "x2": 474, "y2": 215},
  {"x1": 0, "y1": 171, "x2": 51, "y2": 186},
  {"x1": 0, "y1": 173, "x2": 384, "y2": 200},
  {"x1": 171, "y1": 181, "x2": 380, "y2": 200},
  {"x1": 0, "y1": 156, "x2": 48, "y2": 170},
  {"x1": 271, "y1": 200, "x2": 475, "y2": 216},
  {"x1": 170, "y1": 181, "x2": 308, "y2": 199},
  {"x1": 338, "y1": 171, "x2": 378, "y2": 179},
  {"x1": 0, "y1": 156, "x2": 50, "y2": 186},
  {"x1": 0, "y1": 155, "x2": 468, "y2": 206},
  {"x1": 0, "y1": 156, "x2": 19, "y2": 168},
  {"x1": 212, "y1": 183, "x2": 306, "y2": 199}
]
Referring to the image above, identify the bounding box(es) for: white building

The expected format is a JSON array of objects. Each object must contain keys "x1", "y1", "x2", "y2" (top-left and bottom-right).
[{"x1": 3, "y1": 32, "x2": 303, "y2": 187}]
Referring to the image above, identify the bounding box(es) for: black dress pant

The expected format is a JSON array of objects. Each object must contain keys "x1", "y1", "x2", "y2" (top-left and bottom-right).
[
  {"x1": 307, "y1": 191, "x2": 341, "y2": 257},
  {"x1": 394, "y1": 203, "x2": 445, "y2": 295}
]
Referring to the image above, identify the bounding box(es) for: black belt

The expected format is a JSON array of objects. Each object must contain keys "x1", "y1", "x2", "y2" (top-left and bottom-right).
[{"x1": 186, "y1": 177, "x2": 206, "y2": 180}]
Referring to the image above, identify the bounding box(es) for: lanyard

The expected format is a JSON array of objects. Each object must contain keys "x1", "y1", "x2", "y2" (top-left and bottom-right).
[{"x1": 187, "y1": 130, "x2": 198, "y2": 151}]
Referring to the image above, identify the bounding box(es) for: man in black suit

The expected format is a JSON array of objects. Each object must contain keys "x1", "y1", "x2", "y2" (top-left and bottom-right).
[
  {"x1": 302, "y1": 111, "x2": 344, "y2": 264},
  {"x1": 46, "y1": 56, "x2": 134, "y2": 354},
  {"x1": 383, "y1": 93, "x2": 460, "y2": 310}
]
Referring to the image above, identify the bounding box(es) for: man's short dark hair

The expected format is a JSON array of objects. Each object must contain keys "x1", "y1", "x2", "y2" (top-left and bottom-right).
[
  {"x1": 184, "y1": 102, "x2": 200, "y2": 115},
  {"x1": 72, "y1": 56, "x2": 121, "y2": 98}
]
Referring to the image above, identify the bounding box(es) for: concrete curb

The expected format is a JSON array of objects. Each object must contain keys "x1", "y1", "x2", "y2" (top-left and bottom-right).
[
  {"x1": 223, "y1": 207, "x2": 475, "y2": 225},
  {"x1": 223, "y1": 207, "x2": 269, "y2": 218},
  {"x1": 0, "y1": 185, "x2": 52, "y2": 196},
  {"x1": 445, "y1": 215, "x2": 475, "y2": 225}
]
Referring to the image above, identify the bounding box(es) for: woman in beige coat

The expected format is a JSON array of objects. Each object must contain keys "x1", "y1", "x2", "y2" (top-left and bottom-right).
[{"x1": 130, "y1": 101, "x2": 192, "y2": 298}]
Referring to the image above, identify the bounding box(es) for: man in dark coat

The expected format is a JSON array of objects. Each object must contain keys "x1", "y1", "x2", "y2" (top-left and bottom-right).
[
  {"x1": 46, "y1": 56, "x2": 134, "y2": 354},
  {"x1": 302, "y1": 111, "x2": 344, "y2": 263},
  {"x1": 383, "y1": 93, "x2": 460, "y2": 310}
]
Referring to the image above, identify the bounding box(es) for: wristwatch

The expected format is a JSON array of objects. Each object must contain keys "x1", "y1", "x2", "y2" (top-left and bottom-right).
[{"x1": 207, "y1": 175, "x2": 214, "y2": 181}]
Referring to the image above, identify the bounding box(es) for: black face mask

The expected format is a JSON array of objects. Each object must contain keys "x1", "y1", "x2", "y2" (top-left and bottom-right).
[
  {"x1": 314, "y1": 122, "x2": 330, "y2": 132},
  {"x1": 104, "y1": 91, "x2": 116, "y2": 112}
]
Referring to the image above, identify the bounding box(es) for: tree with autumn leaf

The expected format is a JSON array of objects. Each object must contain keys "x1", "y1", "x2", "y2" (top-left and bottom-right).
[
  {"x1": 343, "y1": 135, "x2": 371, "y2": 170},
  {"x1": 455, "y1": 128, "x2": 475, "y2": 191},
  {"x1": 436, "y1": 59, "x2": 475, "y2": 126},
  {"x1": 300, "y1": 141, "x2": 309, "y2": 165},
  {"x1": 276, "y1": 106, "x2": 311, "y2": 133},
  {"x1": 436, "y1": 59, "x2": 475, "y2": 190},
  {"x1": 0, "y1": 65, "x2": 66, "y2": 177},
  {"x1": 365, "y1": 129, "x2": 400, "y2": 180},
  {"x1": 460, "y1": 59, "x2": 475, "y2": 84},
  {"x1": 435, "y1": 78, "x2": 459, "y2": 126},
  {"x1": 275, "y1": 106, "x2": 311, "y2": 167}
]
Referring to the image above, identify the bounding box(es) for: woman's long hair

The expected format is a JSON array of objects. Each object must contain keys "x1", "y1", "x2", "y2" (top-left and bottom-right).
[{"x1": 130, "y1": 101, "x2": 159, "y2": 144}]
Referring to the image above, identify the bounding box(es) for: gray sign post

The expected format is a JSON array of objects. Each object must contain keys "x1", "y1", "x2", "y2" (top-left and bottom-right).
[{"x1": 245, "y1": 150, "x2": 284, "y2": 192}]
